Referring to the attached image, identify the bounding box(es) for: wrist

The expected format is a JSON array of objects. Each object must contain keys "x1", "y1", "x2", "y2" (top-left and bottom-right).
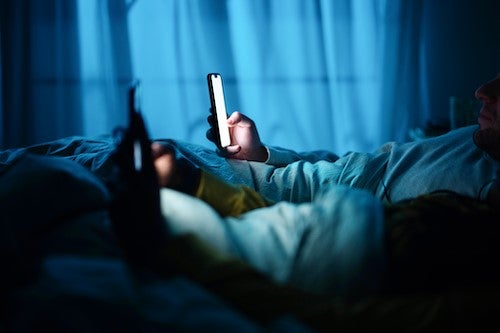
[{"x1": 255, "y1": 145, "x2": 269, "y2": 162}]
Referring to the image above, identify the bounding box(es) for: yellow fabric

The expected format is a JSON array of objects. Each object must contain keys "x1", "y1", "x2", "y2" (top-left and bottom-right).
[{"x1": 195, "y1": 171, "x2": 271, "y2": 217}]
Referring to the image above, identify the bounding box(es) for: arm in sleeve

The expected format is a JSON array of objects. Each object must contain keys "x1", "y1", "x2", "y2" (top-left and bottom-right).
[{"x1": 265, "y1": 145, "x2": 339, "y2": 167}]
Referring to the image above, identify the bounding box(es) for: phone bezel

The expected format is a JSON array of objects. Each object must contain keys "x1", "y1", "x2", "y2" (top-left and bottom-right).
[{"x1": 207, "y1": 73, "x2": 231, "y2": 148}]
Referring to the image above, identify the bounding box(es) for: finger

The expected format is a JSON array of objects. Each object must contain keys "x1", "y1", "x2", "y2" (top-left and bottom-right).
[
  {"x1": 207, "y1": 114, "x2": 215, "y2": 126},
  {"x1": 227, "y1": 111, "x2": 252, "y2": 127},
  {"x1": 206, "y1": 128, "x2": 216, "y2": 143},
  {"x1": 151, "y1": 142, "x2": 163, "y2": 158},
  {"x1": 225, "y1": 145, "x2": 241, "y2": 155},
  {"x1": 154, "y1": 152, "x2": 176, "y2": 188},
  {"x1": 227, "y1": 111, "x2": 242, "y2": 125},
  {"x1": 151, "y1": 142, "x2": 174, "y2": 159}
]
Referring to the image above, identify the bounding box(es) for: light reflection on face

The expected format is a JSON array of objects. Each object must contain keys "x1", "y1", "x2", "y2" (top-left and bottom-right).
[
  {"x1": 473, "y1": 74, "x2": 500, "y2": 160},
  {"x1": 475, "y1": 74, "x2": 500, "y2": 132}
]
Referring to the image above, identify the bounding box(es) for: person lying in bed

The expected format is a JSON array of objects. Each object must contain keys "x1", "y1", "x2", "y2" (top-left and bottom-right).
[
  {"x1": 108, "y1": 93, "x2": 500, "y2": 332},
  {"x1": 140, "y1": 75, "x2": 499, "y2": 298},
  {"x1": 154, "y1": 73, "x2": 500, "y2": 212}
]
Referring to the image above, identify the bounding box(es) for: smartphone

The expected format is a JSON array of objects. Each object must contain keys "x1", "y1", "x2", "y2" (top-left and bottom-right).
[{"x1": 207, "y1": 73, "x2": 231, "y2": 148}]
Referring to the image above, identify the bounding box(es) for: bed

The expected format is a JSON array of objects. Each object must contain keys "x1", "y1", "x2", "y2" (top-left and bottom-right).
[{"x1": 1, "y1": 134, "x2": 500, "y2": 332}]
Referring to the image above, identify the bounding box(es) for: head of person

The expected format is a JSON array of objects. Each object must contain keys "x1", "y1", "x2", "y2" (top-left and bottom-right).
[{"x1": 474, "y1": 74, "x2": 500, "y2": 160}]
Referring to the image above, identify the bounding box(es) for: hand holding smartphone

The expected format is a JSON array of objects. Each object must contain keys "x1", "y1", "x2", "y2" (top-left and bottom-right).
[{"x1": 207, "y1": 73, "x2": 231, "y2": 148}]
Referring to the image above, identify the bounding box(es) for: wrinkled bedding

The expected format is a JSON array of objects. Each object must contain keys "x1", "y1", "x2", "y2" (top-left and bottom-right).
[
  {"x1": 0, "y1": 138, "x2": 312, "y2": 332},
  {"x1": 0, "y1": 136, "x2": 386, "y2": 331},
  {"x1": 1, "y1": 136, "x2": 387, "y2": 295},
  {"x1": 2, "y1": 136, "x2": 500, "y2": 332}
]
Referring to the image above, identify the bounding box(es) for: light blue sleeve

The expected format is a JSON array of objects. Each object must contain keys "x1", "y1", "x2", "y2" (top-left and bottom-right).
[
  {"x1": 248, "y1": 150, "x2": 387, "y2": 204},
  {"x1": 265, "y1": 145, "x2": 339, "y2": 166}
]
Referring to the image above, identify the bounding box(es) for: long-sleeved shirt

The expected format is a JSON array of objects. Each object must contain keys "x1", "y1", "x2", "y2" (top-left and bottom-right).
[{"x1": 250, "y1": 125, "x2": 499, "y2": 204}]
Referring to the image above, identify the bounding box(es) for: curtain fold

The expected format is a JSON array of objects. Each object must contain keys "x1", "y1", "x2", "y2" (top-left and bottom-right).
[
  {"x1": 223, "y1": 0, "x2": 421, "y2": 153},
  {"x1": 227, "y1": 0, "x2": 335, "y2": 150},
  {"x1": 0, "y1": 8, "x2": 3, "y2": 146},
  {"x1": 0, "y1": 0, "x2": 131, "y2": 149},
  {"x1": 375, "y1": 0, "x2": 424, "y2": 143},
  {"x1": 0, "y1": 0, "x2": 84, "y2": 149},
  {"x1": 77, "y1": 0, "x2": 132, "y2": 137},
  {"x1": 0, "y1": 0, "x2": 423, "y2": 152},
  {"x1": 126, "y1": 0, "x2": 237, "y2": 143},
  {"x1": 2, "y1": 0, "x2": 493, "y2": 152},
  {"x1": 1, "y1": 0, "x2": 31, "y2": 148}
]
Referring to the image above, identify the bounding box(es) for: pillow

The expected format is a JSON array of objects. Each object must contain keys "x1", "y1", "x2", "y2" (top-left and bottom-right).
[{"x1": 0, "y1": 153, "x2": 110, "y2": 229}]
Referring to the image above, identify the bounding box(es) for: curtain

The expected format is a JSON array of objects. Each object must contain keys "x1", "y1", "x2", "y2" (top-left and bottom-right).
[
  {"x1": 0, "y1": 0, "x2": 130, "y2": 149},
  {"x1": 127, "y1": 0, "x2": 424, "y2": 153},
  {"x1": 419, "y1": 0, "x2": 500, "y2": 127},
  {"x1": 0, "y1": 0, "x2": 82, "y2": 148},
  {"x1": 0, "y1": 30, "x2": 3, "y2": 138},
  {"x1": 77, "y1": 0, "x2": 132, "y2": 138},
  {"x1": 227, "y1": 0, "x2": 425, "y2": 152},
  {"x1": 2, "y1": 0, "x2": 495, "y2": 152},
  {"x1": 0, "y1": 0, "x2": 427, "y2": 152},
  {"x1": 126, "y1": 0, "x2": 237, "y2": 145}
]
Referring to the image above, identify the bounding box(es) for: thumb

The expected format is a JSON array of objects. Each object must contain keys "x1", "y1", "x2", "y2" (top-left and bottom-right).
[
  {"x1": 227, "y1": 111, "x2": 248, "y2": 127},
  {"x1": 225, "y1": 144, "x2": 241, "y2": 155}
]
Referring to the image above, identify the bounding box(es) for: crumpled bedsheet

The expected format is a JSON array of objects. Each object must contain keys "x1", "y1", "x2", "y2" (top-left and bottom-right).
[
  {"x1": 0, "y1": 144, "x2": 310, "y2": 332},
  {"x1": 3, "y1": 135, "x2": 500, "y2": 332},
  {"x1": 1, "y1": 136, "x2": 387, "y2": 296}
]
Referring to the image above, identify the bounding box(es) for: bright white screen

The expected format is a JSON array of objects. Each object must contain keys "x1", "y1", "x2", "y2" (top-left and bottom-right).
[{"x1": 211, "y1": 74, "x2": 231, "y2": 147}]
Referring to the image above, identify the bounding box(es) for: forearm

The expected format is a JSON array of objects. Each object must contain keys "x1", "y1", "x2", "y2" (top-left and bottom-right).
[{"x1": 265, "y1": 145, "x2": 339, "y2": 167}]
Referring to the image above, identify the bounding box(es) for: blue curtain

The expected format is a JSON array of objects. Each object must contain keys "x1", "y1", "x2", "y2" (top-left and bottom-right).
[
  {"x1": 0, "y1": 0, "x2": 131, "y2": 149},
  {"x1": 1, "y1": 0, "x2": 82, "y2": 148},
  {"x1": 1, "y1": 0, "x2": 498, "y2": 151},
  {"x1": 126, "y1": 0, "x2": 425, "y2": 153},
  {"x1": 77, "y1": 0, "x2": 132, "y2": 138}
]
